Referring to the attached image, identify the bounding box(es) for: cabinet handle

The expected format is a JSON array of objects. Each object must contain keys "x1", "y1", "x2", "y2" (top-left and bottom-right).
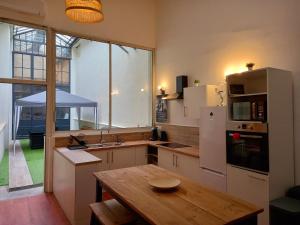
[
  {"x1": 106, "y1": 152, "x2": 109, "y2": 163},
  {"x1": 183, "y1": 106, "x2": 187, "y2": 117},
  {"x1": 172, "y1": 154, "x2": 175, "y2": 167},
  {"x1": 248, "y1": 175, "x2": 266, "y2": 182},
  {"x1": 112, "y1": 151, "x2": 114, "y2": 163},
  {"x1": 176, "y1": 155, "x2": 178, "y2": 167}
]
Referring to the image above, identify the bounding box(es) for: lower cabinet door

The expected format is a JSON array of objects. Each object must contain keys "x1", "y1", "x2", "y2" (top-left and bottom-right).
[
  {"x1": 199, "y1": 167, "x2": 226, "y2": 192},
  {"x1": 158, "y1": 148, "x2": 176, "y2": 172},
  {"x1": 90, "y1": 150, "x2": 110, "y2": 171},
  {"x1": 135, "y1": 146, "x2": 148, "y2": 166},
  {"x1": 175, "y1": 154, "x2": 201, "y2": 183},
  {"x1": 227, "y1": 165, "x2": 269, "y2": 225},
  {"x1": 111, "y1": 148, "x2": 136, "y2": 170}
]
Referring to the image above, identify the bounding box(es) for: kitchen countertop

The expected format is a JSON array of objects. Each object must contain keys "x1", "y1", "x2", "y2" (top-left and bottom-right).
[{"x1": 55, "y1": 140, "x2": 199, "y2": 166}]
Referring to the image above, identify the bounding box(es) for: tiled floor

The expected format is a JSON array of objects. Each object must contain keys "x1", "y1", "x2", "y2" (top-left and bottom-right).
[{"x1": 0, "y1": 193, "x2": 71, "y2": 225}]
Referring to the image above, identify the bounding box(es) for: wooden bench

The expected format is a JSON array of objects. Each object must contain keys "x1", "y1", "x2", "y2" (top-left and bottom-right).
[{"x1": 90, "y1": 199, "x2": 135, "y2": 225}]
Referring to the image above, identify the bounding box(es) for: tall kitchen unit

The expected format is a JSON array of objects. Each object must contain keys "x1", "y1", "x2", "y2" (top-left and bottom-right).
[
  {"x1": 199, "y1": 106, "x2": 227, "y2": 193},
  {"x1": 225, "y1": 68, "x2": 294, "y2": 225}
]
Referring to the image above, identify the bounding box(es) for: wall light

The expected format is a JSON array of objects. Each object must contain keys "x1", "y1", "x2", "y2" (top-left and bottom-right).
[
  {"x1": 111, "y1": 90, "x2": 119, "y2": 96},
  {"x1": 65, "y1": 0, "x2": 104, "y2": 23},
  {"x1": 224, "y1": 64, "x2": 249, "y2": 77}
]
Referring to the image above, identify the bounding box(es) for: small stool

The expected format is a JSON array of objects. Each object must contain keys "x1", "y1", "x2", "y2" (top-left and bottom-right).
[
  {"x1": 90, "y1": 199, "x2": 135, "y2": 225},
  {"x1": 270, "y1": 197, "x2": 300, "y2": 225}
]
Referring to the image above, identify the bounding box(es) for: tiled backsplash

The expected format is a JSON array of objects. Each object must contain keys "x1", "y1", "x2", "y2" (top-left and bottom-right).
[
  {"x1": 156, "y1": 123, "x2": 199, "y2": 147},
  {"x1": 55, "y1": 131, "x2": 151, "y2": 147}
]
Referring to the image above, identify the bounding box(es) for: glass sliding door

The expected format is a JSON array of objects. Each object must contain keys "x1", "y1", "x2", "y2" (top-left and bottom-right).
[{"x1": 0, "y1": 22, "x2": 47, "y2": 190}]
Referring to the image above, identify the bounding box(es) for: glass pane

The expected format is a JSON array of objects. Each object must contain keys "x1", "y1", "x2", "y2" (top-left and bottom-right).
[
  {"x1": 111, "y1": 45, "x2": 152, "y2": 128},
  {"x1": 0, "y1": 23, "x2": 46, "y2": 80},
  {"x1": 34, "y1": 69, "x2": 44, "y2": 80},
  {"x1": 55, "y1": 33, "x2": 109, "y2": 131},
  {"x1": 23, "y1": 55, "x2": 31, "y2": 68},
  {"x1": 14, "y1": 54, "x2": 22, "y2": 67},
  {"x1": 62, "y1": 72, "x2": 69, "y2": 84},
  {"x1": 34, "y1": 56, "x2": 45, "y2": 70},
  {"x1": 62, "y1": 60, "x2": 70, "y2": 72},
  {"x1": 23, "y1": 68, "x2": 31, "y2": 79},
  {"x1": 14, "y1": 68, "x2": 22, "y2": 78}
]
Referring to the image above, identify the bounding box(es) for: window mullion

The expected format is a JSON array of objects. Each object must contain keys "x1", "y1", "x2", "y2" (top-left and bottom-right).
[{"x1": 109, "y1": 43, "x2": 112, "y2": 129}]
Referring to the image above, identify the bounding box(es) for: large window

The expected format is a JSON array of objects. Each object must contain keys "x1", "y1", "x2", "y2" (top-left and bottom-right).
[
  {"x1": 112, "y1": 44, "x2": 152, "y2": 128},
  {"x1": 8, "y1": 26, "x2": 74, "y2": 136},
  {"x1": 55, "y1": 33, "x2": 153, "y2": 131}
]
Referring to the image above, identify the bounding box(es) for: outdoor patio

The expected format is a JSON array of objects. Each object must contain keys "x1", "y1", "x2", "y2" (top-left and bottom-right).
[{"x1": 0, "y1": 140, "x2": 44, "y2": 190}]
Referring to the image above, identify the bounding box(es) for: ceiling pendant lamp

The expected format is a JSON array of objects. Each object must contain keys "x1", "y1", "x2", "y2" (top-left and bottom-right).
[{"x1": 65, "y1": 0, "x2": 104, "y2": 23}]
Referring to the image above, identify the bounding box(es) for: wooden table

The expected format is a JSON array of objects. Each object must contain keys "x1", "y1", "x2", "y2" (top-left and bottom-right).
[{"x1": 93, "y1": 165, "x2": 263, "y2": 225}]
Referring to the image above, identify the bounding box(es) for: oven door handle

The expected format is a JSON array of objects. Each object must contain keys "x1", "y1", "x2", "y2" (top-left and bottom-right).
[{"x1": 229, "y1": 133, "x2": 263, "y2": 139}]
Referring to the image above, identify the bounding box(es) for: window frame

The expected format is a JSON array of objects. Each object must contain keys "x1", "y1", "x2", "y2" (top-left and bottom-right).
[
  {"x1": 53, "y1": 30, "x2": 155, "y2": 133},
  {"x1": 0, "y1": 18, "x2": 155, "y2": 193}
]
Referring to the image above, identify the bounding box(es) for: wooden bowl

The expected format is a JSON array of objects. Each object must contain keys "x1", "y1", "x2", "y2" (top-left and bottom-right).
[{"x1": 148, "y1": 178, "x2": 181, "y2": 190}]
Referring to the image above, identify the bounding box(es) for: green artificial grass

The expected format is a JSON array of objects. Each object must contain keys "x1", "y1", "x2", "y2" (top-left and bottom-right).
[
  {"x1": 20, "y1": 139, "x2": 44, "y2": 185},
  {"x1": 0, "y1": 149, "x2": 9, "y2": 186}
]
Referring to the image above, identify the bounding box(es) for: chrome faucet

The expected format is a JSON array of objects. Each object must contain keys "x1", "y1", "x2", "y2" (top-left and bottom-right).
[{"x1": 99, "y1": 128, "x2": 110, "y2": 144}]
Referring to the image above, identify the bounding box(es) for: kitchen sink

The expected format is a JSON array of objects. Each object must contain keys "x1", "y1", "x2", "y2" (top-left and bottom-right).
[
  {"x1": 85, "y1": 142, "x2": 123, "y2": 148},
  {"x1": 85, "y1": 143, "x2": 104, "y2": 148},
  {"x1": 158, "y1": 142, "x2": 191, "y2": 149},
  {"x1": 102, "y1": 142, "x2": 123, "y2": 147}
]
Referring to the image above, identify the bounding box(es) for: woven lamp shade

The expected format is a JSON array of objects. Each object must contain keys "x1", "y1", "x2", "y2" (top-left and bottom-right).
[{"x1": 65, "y1": 0, "x2": 104, "y2": 23}]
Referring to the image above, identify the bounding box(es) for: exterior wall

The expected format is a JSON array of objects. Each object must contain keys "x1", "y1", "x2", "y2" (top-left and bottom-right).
[
  {"x1": 70, "y1": 39, "x2": 109, "y2": 129},
  {"x1": 0, "y1": 23, "x2": 12, "y2": 149},
  {"x1": 155, "y1": 0, "x2": 300, "y2": 183},
  {"x1": 111, "y1": 45, "x2": 152, "y2": 128}
]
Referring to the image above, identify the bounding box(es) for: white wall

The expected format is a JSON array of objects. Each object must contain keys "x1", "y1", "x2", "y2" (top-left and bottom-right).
[
  {"x1": 71, "y1": 39, "x2": 109, "y2": 129},
  {"x1": 0, "y1": 23, "x2": 12, "y2": 149},
  {"x1": 111, "y1": 45, "x2": 152, "y2": 128},
  {"x1": 0, "y1": 0, "x2": 156, "y2": 48},
  {"x1": 156, "y1": 0, "x2": 300, "y2": 183}
]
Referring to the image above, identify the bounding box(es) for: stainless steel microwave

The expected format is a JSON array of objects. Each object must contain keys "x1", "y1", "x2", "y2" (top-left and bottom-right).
[{"x1": 232, "y1": 101, "x2": 267, "y2": 121}]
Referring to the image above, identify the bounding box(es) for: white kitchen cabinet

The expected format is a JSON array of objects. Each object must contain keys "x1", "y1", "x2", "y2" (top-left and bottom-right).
[
  {"x1": 227, "y1": 165, "x2": 269, "y2": 225},
  {"x1": 135, "y1": 146, "x2": 148, "y2": 166},
  {"x1": 53, "y1": 151, "x2": 101, "y2": 225},
  {"x1": 158, "y1": 148, "x2": 200, "y2": 183},
  {"x1": 183, "y1": 85, "x2": 219, "y2": 119},
  {"x1": 90, "y1": 147, "x2": 145, "y2": 170},
  {"x1": 158, "y1": 148, "x2": 176, "y2": 172},
  {"x1": 91, "y1": 150, "x2": 110, "y2": 171},
  {"x1": 111, "y1": 148, "x2": 136, "y2": 169},
  {"x1": 175, "y1": 153, "x2": 200, "y2": 182}
]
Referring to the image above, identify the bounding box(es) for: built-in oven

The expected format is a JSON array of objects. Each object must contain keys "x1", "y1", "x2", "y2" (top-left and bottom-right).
[{"x1": 226, "y1": 122, "x2": 269, "y2": 173}]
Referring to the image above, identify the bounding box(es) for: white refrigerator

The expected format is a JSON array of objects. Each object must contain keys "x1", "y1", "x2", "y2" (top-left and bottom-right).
[{"x1": 199, "y1": 106, "x2": 227, "y2": 192}]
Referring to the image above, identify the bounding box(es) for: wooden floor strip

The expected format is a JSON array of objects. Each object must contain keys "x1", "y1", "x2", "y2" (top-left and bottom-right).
[{"x1": 9, "y1": 141, "x2": 33, "y2": 190}]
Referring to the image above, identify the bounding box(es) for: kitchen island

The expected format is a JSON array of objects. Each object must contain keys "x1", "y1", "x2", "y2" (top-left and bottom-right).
[{"x1": 94, "y1": 165, "x2": 263, "y2": 225}]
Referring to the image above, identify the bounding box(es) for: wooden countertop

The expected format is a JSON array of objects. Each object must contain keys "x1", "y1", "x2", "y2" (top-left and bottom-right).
[
  {"x1": 86, "y1": 140, "x2": 199, "y2": 158},
  {"x1": 56, "y1": 147, "x2": 102, "y2": 166},
  {"x1": 55, "y1": 140, "x2": 199, "y2": 166},
  {"x1": 94, "y1": 165, "x2": 263, "y2": 225}
]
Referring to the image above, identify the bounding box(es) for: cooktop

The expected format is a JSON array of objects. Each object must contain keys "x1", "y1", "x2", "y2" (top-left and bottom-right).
[{"x1": 158, "y1": 142, "x2": 191, "y2": 149}]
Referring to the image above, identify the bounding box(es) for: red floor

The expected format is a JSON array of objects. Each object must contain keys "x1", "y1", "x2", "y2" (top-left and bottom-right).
[{"x1": 0, "y1": 193, "x2": 71, "y2": 225}]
